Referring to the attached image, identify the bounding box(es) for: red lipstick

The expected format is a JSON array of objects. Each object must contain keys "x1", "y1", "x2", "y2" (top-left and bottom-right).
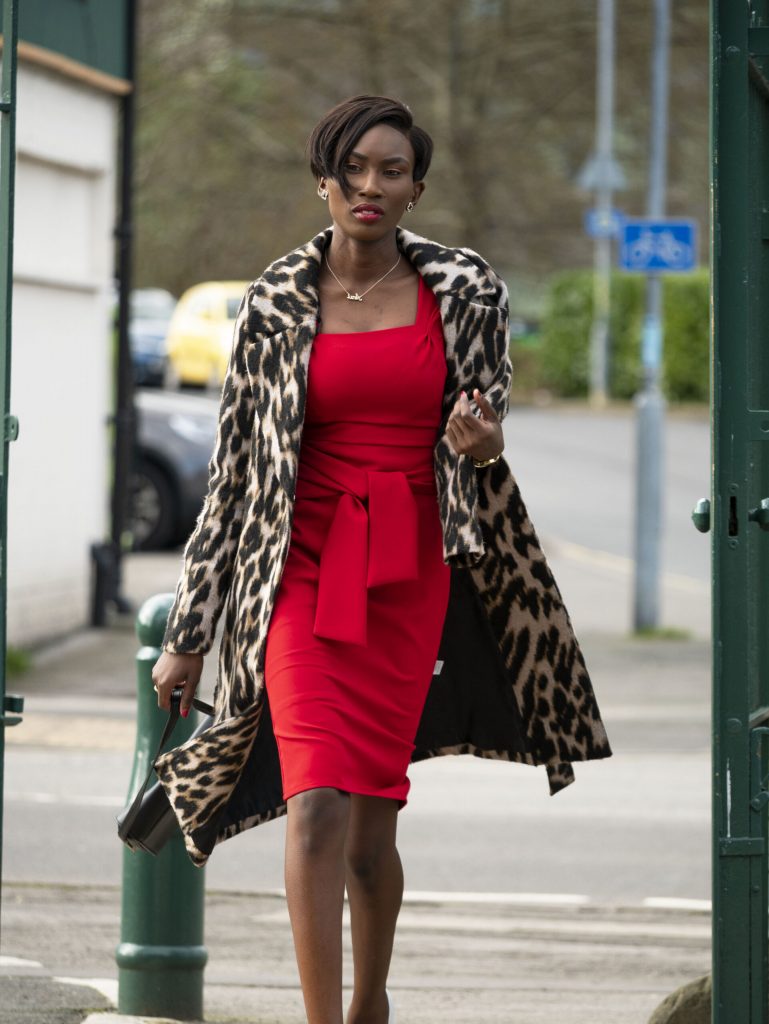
[{"x1": 352, "y1": 203, "x2": 384, "y2": 223}]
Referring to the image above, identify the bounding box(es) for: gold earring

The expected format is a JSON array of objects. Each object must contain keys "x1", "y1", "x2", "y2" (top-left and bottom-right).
[
  {"x1": 406, "y1": 201, "x2": 415, "y2": 212},
  {"x1": 318, "y1": 185, "x2": 329, "y2": 200}
]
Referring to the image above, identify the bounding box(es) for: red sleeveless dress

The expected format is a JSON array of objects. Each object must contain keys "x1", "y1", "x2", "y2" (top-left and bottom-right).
[{"x1": 263, "y1": 273, "x2": 451, "y2": 805}]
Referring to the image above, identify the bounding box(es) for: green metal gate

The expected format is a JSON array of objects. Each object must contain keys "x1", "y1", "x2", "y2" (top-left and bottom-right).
[
  {"x1": 0, "y1": 0, "x2": 20, "y2": 947},
  {"x1": 711, "y1": 2, "x2": 769, "y2": 1019}
]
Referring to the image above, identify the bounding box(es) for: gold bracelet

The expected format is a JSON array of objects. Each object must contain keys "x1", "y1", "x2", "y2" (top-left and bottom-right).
[{"x1": 472, "y1": 452, "x2": 502, "y2": 468}]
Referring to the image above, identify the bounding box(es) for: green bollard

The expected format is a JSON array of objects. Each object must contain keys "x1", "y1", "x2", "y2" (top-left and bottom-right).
[{"x1": 116, "y1": 593, "x2": 207, "y2": 1020}]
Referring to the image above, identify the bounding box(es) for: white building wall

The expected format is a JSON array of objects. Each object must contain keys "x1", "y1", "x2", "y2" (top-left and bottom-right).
[{"x1": 7, "y1": 62, "x2": 117, "y2": 645}]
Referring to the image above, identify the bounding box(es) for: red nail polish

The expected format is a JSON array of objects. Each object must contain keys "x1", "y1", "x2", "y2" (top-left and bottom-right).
[{"x1": 181, "y1": 707, "x2": 189, "y2": 718}]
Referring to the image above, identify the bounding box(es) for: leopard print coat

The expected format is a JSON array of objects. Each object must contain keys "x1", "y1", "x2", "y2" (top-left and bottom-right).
[{"x1": 155, "y1": 225, "x2": 613, "y2": 867}]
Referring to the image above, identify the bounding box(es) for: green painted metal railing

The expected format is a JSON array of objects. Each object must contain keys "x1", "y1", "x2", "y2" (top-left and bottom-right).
[{"x1": 0, "y1": 0, "x2": 20, "y2": 948}]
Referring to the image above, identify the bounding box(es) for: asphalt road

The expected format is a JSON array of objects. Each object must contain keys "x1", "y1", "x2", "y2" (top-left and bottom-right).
[
  {"x1": 2, "y1": 403, "x2": 712, "y2": 907},
  {"x1": 504, "y1": 404, "x2": 710, "y2": 639},
  {"x1": 504, "y1": 402, "x2": 710, "y2": 583},
  {"x1": 2, "y1": 627, "x2": 710, "y2": 904},
  {"x1": 4, "y1": 723, "x2": 709, "y2": 904}
]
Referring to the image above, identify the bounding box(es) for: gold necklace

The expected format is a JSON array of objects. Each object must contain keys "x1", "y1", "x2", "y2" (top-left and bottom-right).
[{"x1": 324, "y1": 252, "x2": 401, "y2": 302}]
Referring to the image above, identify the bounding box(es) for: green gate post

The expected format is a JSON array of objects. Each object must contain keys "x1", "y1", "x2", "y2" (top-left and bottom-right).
[
  {"x1": 0, "y1": 0, "x2": 20, "y2": 949},
  {"x1": 710, "y1": 2, "x2": 769, "y2": 1021},
  {"x1": 116, "y1": 593, "x2": 207, "y2": 1019}
]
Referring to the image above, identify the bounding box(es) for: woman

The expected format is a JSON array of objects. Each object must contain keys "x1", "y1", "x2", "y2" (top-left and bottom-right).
[{"x1": 152, "y1": 95, "x2": 612, "y2": 1024}]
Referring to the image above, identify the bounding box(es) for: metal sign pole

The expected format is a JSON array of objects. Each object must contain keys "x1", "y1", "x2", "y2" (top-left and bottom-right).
[
  {"x1": 632, "y1": 0, "x2": 670, "y2": 631},
  {"x1": 588, "y1": 0, "x2": 616, "y2": 407}
]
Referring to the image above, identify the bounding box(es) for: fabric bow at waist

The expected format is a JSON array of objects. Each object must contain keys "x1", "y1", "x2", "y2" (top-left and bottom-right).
[{"x1": 296, "y1": 440, "x2": 437, "y2": 645}]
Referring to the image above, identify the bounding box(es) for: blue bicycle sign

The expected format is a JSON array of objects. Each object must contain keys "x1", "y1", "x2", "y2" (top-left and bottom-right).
[{"x1": 619, "y1": 219, "x2": 698, "y2": 272}]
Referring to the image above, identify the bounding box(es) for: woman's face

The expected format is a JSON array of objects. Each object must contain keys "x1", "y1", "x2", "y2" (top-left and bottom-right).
[{"x1": 319, "y1": 123, "x2": 425, "y2": 241}]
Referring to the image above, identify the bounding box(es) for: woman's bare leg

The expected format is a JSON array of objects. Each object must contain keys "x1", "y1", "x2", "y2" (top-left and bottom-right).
[
  {"x1": 285, "y1": 787, "x2": 351, "y2": 1024},
  {"x1": 344, "y1": 795, "x2": 401, "y2": 1024}
]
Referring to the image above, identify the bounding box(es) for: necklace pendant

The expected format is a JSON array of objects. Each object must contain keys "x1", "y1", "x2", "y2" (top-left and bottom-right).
[{"x1": 346, "y1": 292, "x2": 363, "y2": 302}]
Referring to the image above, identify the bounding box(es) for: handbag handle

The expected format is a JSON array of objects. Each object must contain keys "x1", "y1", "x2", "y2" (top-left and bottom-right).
[{"x1": 117, "y1": 687, "x2": 215, "y2": 843}]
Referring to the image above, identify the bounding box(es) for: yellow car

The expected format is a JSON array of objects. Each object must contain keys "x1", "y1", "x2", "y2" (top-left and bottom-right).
[{"x1": 165, "y1": 281, "x2": 249, "y2": 388}]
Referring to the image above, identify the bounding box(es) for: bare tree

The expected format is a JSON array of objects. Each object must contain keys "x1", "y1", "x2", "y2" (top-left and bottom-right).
[{"x1": 134, "y1": 0, "x2": 708, "y2": 306}]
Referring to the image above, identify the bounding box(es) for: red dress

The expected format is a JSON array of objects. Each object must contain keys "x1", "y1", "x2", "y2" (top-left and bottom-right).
[{"x1": 263, "y1": 273, "x2": 451, "y2": 805}]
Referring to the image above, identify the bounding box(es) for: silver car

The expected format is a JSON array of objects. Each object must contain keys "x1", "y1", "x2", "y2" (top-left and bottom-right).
[{"x1": 131, "y1": 388, "x2": 218, "y2": 549}]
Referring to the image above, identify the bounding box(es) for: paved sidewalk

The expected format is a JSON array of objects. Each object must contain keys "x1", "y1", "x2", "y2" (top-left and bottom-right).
[{"x1": 2, "y1": 883, "x2": 710, "y2": 1024}]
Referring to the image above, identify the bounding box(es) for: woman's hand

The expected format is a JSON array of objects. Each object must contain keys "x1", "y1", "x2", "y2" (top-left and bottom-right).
[
  {"x1": 444, "y1": 388, "x2": 504, "y2": 462},
  {"x1": 151, "y1": 650, "x2": 204, "y2": 717}
]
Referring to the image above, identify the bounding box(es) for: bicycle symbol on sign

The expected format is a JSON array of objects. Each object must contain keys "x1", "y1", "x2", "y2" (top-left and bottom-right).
[{"x1": 619, "y1": 220, "x2": 697, "y2": 272}]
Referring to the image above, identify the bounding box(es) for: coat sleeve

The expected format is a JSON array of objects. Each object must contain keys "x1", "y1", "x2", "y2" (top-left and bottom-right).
[
  {"x1": 433, "y1": 247, "x2": 513, "y2": 569},
  {"x1": 457, "y1": 246, "x2": 513, "y2": 425},
  {"x1": 161, "y1": 283, "x2": 257, "y2": 655}
]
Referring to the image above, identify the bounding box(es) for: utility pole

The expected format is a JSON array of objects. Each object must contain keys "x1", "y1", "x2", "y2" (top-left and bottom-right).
[
  {"x1": 588, "y1": 0, "x2": 617, "y2": 407},
  {"x1": 632, "y1": 0, "x2": 670, "y2": 631},
  {"x1": 91, "y1": 0, "x2": 136, "y2": 624},
  {"x1": 111, "y1": 0, "x2": 138, "y2": 606}
]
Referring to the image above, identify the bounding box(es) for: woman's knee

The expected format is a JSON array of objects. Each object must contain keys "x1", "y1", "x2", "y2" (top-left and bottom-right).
[
  {"x1": 345, "y1": 837, "x2": 397, "y2": 890},
  {"x1": 287, "y1": 787, "x2": 349, "y2": 858}
]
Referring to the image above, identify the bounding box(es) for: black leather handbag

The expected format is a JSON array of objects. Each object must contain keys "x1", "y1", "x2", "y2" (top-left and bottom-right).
[{"x1": 117, "y1": 687, "x2": 215, "y2": 856}]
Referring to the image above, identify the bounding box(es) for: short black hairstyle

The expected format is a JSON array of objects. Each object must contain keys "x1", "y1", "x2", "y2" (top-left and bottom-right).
[{"x1": 307, "y1": 94, "x2": 433, "y2": 198}]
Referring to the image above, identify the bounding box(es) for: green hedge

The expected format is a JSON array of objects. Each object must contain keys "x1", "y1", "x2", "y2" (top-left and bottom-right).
[{"x1": 537, "y1": 270, "x2": 709, "y2": 402}]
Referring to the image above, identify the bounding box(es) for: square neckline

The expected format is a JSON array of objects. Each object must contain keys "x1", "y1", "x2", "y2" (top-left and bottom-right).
[{"x1": 315, "y1": 273, "x2": 424, "y2": 338}]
